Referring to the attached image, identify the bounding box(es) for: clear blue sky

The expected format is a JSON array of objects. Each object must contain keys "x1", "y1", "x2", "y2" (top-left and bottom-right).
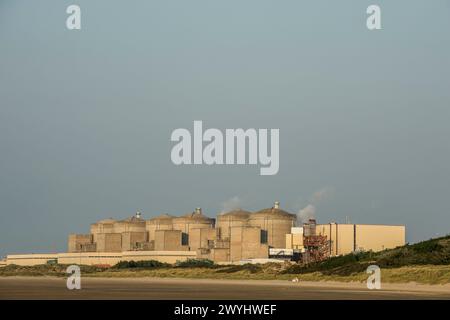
[{"x1": 1, "y1": 1, "x2": 449, "y2": 256}]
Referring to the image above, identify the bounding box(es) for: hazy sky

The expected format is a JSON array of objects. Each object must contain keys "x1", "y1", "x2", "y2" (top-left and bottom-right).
[{"x1": 1, "y1": 1, "x2": 449, "y2": 256}]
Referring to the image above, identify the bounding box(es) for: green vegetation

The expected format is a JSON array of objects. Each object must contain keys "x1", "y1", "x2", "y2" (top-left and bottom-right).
[
  {"x1": 281, "y1": 234, "x2": 450, "y2": 277},
  {"x1": 112, "y1": 260, "x2": 170, "y2": 269},
  {"x1": 282, "y1": 252, "x2": 372, "y2": 276},
  {"x1": 376, "y1": 236, "x2": 450, "y2": 267},
  {"x1": 175, "y1": 259, "x2": 215, "y2": 268},
  {"x1": 216, "y1": 263, "x2": 263, "y2": 274},
  {"x1": 2, "y1": 235, "x2": 450, "y2": 284},
  {"x1": 0, "y1": 264, "x2": 104, "y2": 277},
  {"x1": 111, "y1": 259, "x2": 216, "y2": 269}
]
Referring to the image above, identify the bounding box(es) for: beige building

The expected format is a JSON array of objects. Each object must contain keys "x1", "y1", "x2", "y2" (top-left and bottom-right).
[
  {"x1": 5, "y1": 251, "x2": 196, "y2": 266},
  {"x1": 229, "y1": 226, "x2": 269, "y2": 262},
  {"x1": 67, "y1": 203, "x2": 292, "y2": 263},
  {"x1": 5, "y1": 202, "x2": 406, "y2": 266},
  {"x1": 154, "y1": 230, "x2": 189, "y2": 251},
  {"x1": 286, "y1": 223, "x2": 406, "y2": 256},
  {"x1": 285, "y1": 227, "x2": 304, "y2": 250},
  {"x1": 247, "y1": 202, "x2": 296, "y2": 248}
]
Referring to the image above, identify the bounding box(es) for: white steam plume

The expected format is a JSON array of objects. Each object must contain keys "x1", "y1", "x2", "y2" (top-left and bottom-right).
[
  {"x1": 220, "y1": 196, "x2": 242, "y2": 214},
  {"x1": 298, "y1": 204, "x2": 316, "y2": 222},
  {"x1": 297, "y1": 187, "x2": 334, "y2": 223}
]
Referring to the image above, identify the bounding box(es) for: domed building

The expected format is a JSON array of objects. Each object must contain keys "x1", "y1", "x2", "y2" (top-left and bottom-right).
[
  {"x1": 172, "y1": 208, "x2": 215, "y2": 246},
  {"x1": 59, "y1": 203, "x2": 407, "y2": 265},
  {"x1": 146, "y1": 213, "x2": 175, "y2": 241},
  {"x1": 172, "y1": 208, "x2": 215, "y2": 233},
  {"x1": 216, "y1": 209, "x2": 252, "y2": 240},
  {"x1": 248, "y1": 201, "x2": 296, "y2": 248},
  {"x1": 116, "y1": 212, "x2": 148, "y2": 251},
  {"x1": 114, "y1": 213, "x2": 146, "y2": 233},
  {"x1": 68, "y1": 203, "x2": 296, "y2": 260},
  {"x1": 90, "y1": 218, "x2": 117, "y2": 243}
]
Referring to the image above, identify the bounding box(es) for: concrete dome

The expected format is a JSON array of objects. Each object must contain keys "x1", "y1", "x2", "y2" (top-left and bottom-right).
[
  {"x1": 147, "y1": 213, "x2": 175, "y2": 222},
  {"x1": 217, "y1": 209, "x2": 251, "y2": 240},
  {"x1": 114, "y1": 214, "x2": 146, "y2": 233},
  {"x1": 251, "y1": 207, "x2": 296, "y2": 220},
  {"x1": 146, "y1": 214, "x2": 175, "y2": 241},
  {"x1": 120, "y1": 216, "x2": 145, "y2": 223},
  {"x1": 90, "y1": 218, "x2": 117, "y2": 243},
  {"x1": 94, "y1": 218, "x2": 116, "y2": 224},
  {"x1": 248, "y1": 202, "x2": 296, "y2": 248},
  {"x1": 218, "y1": 209, "x2": 252, "y2": 218},
  {"x1": 172, "y1": 208, "x2": 215, "y2": 237},
  {"x1": 176, "y1": 208, "x2": 214, "y2": 222}
]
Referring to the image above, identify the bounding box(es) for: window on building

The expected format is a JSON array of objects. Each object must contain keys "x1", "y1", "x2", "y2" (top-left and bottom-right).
[
  {"x1": 181, "y1": 233, "x2": 189, "y2": 246},
  {"x1": 260, "y1": 230, "x2": 268, "y2": 244}
]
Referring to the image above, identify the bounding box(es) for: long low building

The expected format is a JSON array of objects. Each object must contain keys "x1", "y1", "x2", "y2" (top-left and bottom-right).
[
  {"x1": 286, "y1": 222, "x2": 406, "y2": 256},
  {"x1": 0, "y1": 259, "x2": 8, "y2": 267},
  {"x1": 5, "y1": 251, "x2": 197, "y2": 266}
]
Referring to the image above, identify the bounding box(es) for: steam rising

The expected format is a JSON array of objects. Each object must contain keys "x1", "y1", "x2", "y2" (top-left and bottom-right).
[
  {"x1": 297, "y1": 187, "x2": 334, "y2": 223},
  {"x1": 220, "y1": 196, "x2": 242, "y2": 214},
  {"x1": 298, "y1": 204, "x2": 316, "y2": 222}
]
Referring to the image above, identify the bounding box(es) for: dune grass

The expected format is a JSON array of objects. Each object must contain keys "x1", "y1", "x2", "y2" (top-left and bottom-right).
[
  {"x1": 87, "y1": 264, "x2": 450, "y2": 285},
  {"x1": 2, "y1": 262, "x2": 450, "y2": 285}
]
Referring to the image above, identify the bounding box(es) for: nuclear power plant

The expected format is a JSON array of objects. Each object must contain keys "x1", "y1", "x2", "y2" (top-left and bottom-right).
[{"x1": 3, "y1": 201, "x2": 406, "y2": 266}]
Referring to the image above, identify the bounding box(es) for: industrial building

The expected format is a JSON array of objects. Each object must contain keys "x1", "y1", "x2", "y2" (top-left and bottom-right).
[
  {"x1": 285, "y1": 219, "x2": 406, "y2": 263},
  {"x1": 3, "y1": 201, "x2": 406, "y2": 266},
  {"x1": 67, "y1": 204, "x2": 289, "y2": 263}
]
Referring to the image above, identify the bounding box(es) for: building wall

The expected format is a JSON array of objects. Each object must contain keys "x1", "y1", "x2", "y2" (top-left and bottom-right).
[
  {"x1": 336, "y1": 224, "x2": 355, "y2": 255},
  {"x1": 146, "y1": 221, "x2": 173, "y2": 241},
  {"x1": 7, "y1": 251, "x2": 197, "y2": 266},
  {"x1": 154, "y1": 230, "x2": 189, "y2": 251},
  {"x1": 5, "y1": 253, "x2": 58, "y2": 266},
  {"x1": 315, "y1": 223, "x2": 353, "y2": 255},
  {"x1": 210, "y1": 248, "x2": 230, "y2": 262},
  {"x1": 121, "y1": 231, "x2": 148, "y2": 251},
  {"x1": 121, "y1": 251, "x2": 196, "y2": 264},
  {"x1": 229, "y1": 226, "x2": 268, "y2": 262},
  {"x1": 58, "y1": 252, "x2": 122, "y2": 266},
  {"x1": 355, "y1": 225, "x2": 405, "y2": 252},
  {"x1": 68, "y1": 234, "x2": 93, "y2": 253},
  {"x1": 286, "y1": 233, "x2": 303, "y2": 249},
  {"x1": 217, "y1": 216, "x2": 249, "y2": 240},
  {"x1": 171, "y1": 221, "x2": 215, "y2": 247},
  {"x1": 315, "y1": 223, "x2": 405, "y2": 256},
  {"x1": 90, "y1": 222, "x2": 115, "y2": 243},
  {"x1": 96, "y1": 233, "x2": 122, "y2": 252},
  {"x1": 189, "y1": 227, "x2": 217, "y2": 251},
  {"x1": 229, "y1": 226, "x2": 244, "y2": 262},
  {"x1": 248, "y1": 217, "x2": 294, "y2": 248},
  {"x1": 114, "y1": 221, "x2": 146, "y2": 234}
]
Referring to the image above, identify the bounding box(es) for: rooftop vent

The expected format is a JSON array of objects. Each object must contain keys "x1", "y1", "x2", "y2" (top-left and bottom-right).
[{"x1": 274, "y1": 201, "x2": 280, "y2": 209}]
